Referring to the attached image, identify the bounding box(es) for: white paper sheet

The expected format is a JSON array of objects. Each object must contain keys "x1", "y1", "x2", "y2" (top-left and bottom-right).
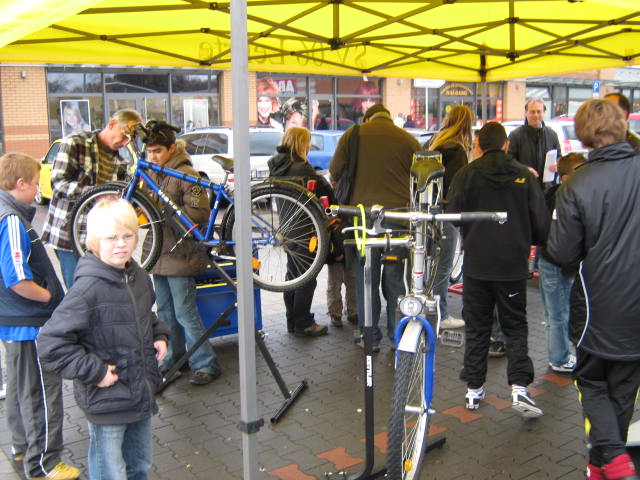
[{"x1": 543, "y1": 149, "x2": 558, "y2": 183}]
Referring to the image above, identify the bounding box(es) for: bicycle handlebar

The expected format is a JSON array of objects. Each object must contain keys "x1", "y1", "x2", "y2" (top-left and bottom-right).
[{"x1": 327, "y1": 204, "x2": 507, "y2": 224}]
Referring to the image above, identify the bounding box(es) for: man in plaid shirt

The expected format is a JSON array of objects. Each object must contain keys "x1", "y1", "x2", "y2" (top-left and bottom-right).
[{"x1": 42, "y1": 109, "x2": 142, "y2": 288}]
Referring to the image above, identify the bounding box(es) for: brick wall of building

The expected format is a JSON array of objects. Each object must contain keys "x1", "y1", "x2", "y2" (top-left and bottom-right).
[
  {"x1": 383, "y1": 77, "x2": 412, "y2": 121},
  {"x1": 219, "y1": 70, "x2": 259, "y2": 127},
  {"x1": 0, "y1": 66, "x2": 50, "y2": 158}
]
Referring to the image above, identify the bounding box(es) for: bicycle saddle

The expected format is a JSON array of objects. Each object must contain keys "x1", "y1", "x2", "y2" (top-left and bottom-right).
[
  {"x1": 212, "y1": 155, "x2": 234, "y2": 172},
  {"x1": 411, "y1": 153, "x2": 444, "y2": 193}
]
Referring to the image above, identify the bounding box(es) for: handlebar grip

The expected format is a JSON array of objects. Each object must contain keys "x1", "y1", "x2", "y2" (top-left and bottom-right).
[
  {"x1": 460, "y1": 212, "x2": 508, "y2": 223},
  {"x1": 326, "y1": 205, "x2": 371, "y2": 218}
]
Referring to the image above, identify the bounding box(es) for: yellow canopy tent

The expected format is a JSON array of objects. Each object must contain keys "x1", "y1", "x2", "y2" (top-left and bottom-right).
[
  {"x1": 1, "y1": 2, "x2": 639, "y2": 479},
  {"x1": 0, "y1": 0, "x2": 638, "y2": 81}
]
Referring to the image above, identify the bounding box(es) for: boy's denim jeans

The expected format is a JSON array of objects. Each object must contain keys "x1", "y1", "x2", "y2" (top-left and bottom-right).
[
  {"x1": 538, "y1": 256, "x2": 573, "y2": 366},
  {"x1": 153, "y1": 275, "x2": 219, "y2": 374},
  {"x1": 54, "y1": 249, "x2": 78, "y2": 290},
  {"x1": 432, "y1": 222, "x2": 459, "y2": 319},
  {"x1": 88, "y1": 417, "x2": 152, "y2": 480}
]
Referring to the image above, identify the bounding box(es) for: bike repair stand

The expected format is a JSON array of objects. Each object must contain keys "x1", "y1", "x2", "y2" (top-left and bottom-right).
[
  {"x1": 157, "y1": 257, "x2": 307, "y2": 424},
  {"x1": 325, "y1": 240, "x2": 386, "y2": 480}
]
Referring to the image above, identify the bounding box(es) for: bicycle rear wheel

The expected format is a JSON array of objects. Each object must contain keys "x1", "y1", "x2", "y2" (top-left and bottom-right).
[
  {"x1": 70, "y1": 182, "x2": 164, "y2": 271},
  {"x1": 387, "y1": 331, "x2": 430, "y2": 480},
  {"x1": 220, "y1": 182, "x2": 328, "y2": 292}
]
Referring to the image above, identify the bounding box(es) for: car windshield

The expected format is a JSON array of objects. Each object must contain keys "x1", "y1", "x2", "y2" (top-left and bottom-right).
[
  {"x1": 181, "y1": 132, "x2": 229, "y2": 155},
  {"x1": 250, "y1": 131, "x2": 281, "y2": 156}
]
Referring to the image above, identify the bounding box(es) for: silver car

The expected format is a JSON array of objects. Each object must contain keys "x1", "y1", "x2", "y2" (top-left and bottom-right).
[{"x1": 179, "y1": 127, "x2": 283, "y2": 187}]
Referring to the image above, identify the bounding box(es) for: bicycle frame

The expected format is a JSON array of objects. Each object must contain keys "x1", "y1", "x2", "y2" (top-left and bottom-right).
[{"x1": 124, "y1": 157, "x2": 233, "y2": 246}]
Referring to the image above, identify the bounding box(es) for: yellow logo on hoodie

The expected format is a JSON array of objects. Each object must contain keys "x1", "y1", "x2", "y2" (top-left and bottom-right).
[{"x1": 514, "y1": 177, "x2": 526, "y2": 184}]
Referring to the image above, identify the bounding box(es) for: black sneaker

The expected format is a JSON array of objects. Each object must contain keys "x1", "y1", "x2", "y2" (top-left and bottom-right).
[
  {"x1": 511, "y1": 386, "x2": 543, "y2": 418},
  {"x1": 330, "y1": 315, "x2": 343, "y2": 327},
  {"x1": 347, "y1": 315, "x2": 358, "y2": 325},
  {"x1": 488, "y1": 340, "x2": 506, "y2": 358},
  {"x1": 189, "y1": 369, "x2": 221, "y2": 386}
]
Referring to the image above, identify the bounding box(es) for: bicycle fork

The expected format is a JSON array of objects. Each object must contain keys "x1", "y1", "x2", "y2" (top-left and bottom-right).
[{"x1": 394, "y1": 315, "x2": 437, "y2": 408}]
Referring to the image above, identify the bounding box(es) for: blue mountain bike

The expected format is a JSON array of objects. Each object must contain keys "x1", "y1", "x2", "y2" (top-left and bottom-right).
[{"x1": 69, "y1": 121, "x2": 328, "y2": 292}]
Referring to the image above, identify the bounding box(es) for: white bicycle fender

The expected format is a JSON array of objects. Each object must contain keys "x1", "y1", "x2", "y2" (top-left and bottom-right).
[{"x1": 397, "y1": 320, "x2": 423, "y2": 353}]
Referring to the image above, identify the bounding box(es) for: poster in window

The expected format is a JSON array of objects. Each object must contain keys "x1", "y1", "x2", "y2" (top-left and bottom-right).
[
  {"x1": 183, "y1": 98, "x2": 209, "y2": 132},
  {"x1": 60, "y1": 100, "x2": 91, "y2": 137}
]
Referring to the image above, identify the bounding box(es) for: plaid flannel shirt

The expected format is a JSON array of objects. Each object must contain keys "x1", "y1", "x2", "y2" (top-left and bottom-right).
[{"x1": 42, "y1": 131, "x2": 129, "y2": 251}]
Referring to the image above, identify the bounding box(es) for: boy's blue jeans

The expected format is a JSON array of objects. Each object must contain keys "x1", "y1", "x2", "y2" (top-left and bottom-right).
[
  {"x1": 153, "y1": 275, "x2": 219, "y2": 374},
  {"x1": 432, "y1": 222, "x2": 459, "y2": 319},
  {"x1": 54, "y1": 249, "x2": 78, "y2": 289},
  {"x1": 538, "y1": 257, "x2": 573, "y2": 366},
  {"x1": 88, "y1": 417, "x2": 152, "y2": 480}
]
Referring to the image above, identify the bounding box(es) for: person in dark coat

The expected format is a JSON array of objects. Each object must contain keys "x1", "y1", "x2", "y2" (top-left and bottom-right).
[
  {"x1": 507, "y1": 98, "x2": 561, "y2": 184},
  {"x1": 38, "y1": 199, "x2": 170, "y2": 480},
  {"x1": 446, "y1": 122, "x2": 549, "y2": 418},
  {"x1": 268, "y1": 126, "x2": 331, "y2": 336},
  {"x1": 546, "y1": 99, "x2": 640, "y2": 480}
]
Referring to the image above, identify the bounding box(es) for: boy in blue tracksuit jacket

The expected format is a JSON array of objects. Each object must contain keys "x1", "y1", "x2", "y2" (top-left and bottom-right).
[{"x1": 0, "y1": 153, "x2": 78, "y2": 479}]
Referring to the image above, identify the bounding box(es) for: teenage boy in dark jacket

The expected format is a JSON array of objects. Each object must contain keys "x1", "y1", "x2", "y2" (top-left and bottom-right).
[
  {"x1": 446, "y1": 122, "x2": 549, "y2": 418},
  {"x1": 38, "y1": 199, "x2": 169, "y2": 480},
  {"x1": 0, "y1": 153, "x2": 78, "y2": 480},
  {"x1": 546, "y1": 99, "x2": 640, "y2": 480}
]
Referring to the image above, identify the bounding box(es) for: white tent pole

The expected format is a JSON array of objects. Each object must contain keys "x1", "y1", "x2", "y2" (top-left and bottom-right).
[{"x1": 230, "y1": 0, "x2": 260, "y2": 478}]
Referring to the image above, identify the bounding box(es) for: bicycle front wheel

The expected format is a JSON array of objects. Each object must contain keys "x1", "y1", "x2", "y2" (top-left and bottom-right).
[
  {"x1": 221, "y1": 183, "x2": 329, "y2": 292},
  {"x1": 387, "y1": 332, "x2": 430, "y2": 480},
  {"x1": 70, "y1": 182, "x2": 164, "y2": 271}
]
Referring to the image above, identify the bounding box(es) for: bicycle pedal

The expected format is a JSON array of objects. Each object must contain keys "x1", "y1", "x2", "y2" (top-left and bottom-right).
[{"x1": 440, "y1": 329, "x2": 465, "y2": 348}]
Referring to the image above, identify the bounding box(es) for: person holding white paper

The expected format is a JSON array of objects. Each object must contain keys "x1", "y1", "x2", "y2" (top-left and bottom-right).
[{"x1": 507, "y1": 98, "x2": 561, "y2": 186}]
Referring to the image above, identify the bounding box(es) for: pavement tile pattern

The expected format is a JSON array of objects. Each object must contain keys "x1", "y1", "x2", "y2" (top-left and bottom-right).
[{"x1": 0, "y1": 231, "x2": 638, "y2": 479}]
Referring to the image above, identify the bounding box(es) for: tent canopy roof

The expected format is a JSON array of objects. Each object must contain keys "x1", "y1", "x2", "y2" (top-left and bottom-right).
[{"x1": 1, "y1": 0, "x2": 639, "y2": 81}]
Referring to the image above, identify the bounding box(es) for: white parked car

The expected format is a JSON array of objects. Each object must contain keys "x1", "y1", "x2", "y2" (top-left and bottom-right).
[
  {"x1": 502, "y1": 120, "x2": 585, "y2": 156},
  {"x1": 179, "y1": 127, "x2": 283, "y2": 186}
]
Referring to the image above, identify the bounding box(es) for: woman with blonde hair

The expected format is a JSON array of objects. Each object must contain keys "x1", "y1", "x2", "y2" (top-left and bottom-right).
[
  {"x1": 429, "y1": 104, "x2": 475, "y2": 329},
  {"x1": 268, "y1": 127, "x2": 333, "y2": 337}
]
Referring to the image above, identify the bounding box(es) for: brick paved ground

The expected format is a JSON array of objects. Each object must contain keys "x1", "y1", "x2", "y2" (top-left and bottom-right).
[{"x1": 0, "y1": 205, "x2": 637, "y2": 479}]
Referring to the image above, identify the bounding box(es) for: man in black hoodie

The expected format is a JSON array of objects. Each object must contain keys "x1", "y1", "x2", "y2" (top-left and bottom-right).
[{"x1": 446, "y1": 122, "x2": 549, "y2": 418}]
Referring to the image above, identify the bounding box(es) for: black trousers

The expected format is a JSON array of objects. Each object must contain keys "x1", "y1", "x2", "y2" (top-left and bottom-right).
[
  {"x1": 574, "y1": 349, "x2": 640, "y2": 466},
  {"x1": 284, "y1": 250, "x2": 317, "y2": 332},
  {"x1": 3, "y1": 340, "x2": 64, "y2": 478},
  {"x1": 460, "y1": 275, "x2": 534, "y2": 389}
]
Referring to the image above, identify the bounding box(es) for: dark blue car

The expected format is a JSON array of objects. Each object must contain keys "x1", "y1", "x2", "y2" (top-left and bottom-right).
[{"x1": 308, "y1": 130, "x2": 344, "y2": 171}]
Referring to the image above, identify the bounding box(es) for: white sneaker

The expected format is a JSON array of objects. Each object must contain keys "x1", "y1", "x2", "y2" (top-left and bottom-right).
[
  {"x1": 0, "y1": 383, "x2": 5, "y2": 400},
  {"x1": 440, "y1": 316, "x2": 465, "y2": 329},
  {"x1": 465, "y1": 386, "x2": 485, "y2": 410},
  {"x1": 511, "y1": 385, "x2": 543, "y2": 418},
  {"x1": 549, "y1": 354, "x2": 576, "y2": 373}
]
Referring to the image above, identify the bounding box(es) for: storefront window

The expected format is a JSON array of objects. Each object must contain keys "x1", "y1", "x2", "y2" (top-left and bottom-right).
[
  {"x1": 47, "y1": 73, "x2": 85, "y2": 94},
  {"x1": 46, "y1": 68, "x2": 220, "y2": 140},
  {"x1": 172, "y1": 73, "x2": 212, "y2": 93},
  {"x1": 104, "y1": 73, "x2": 169, "y2": 93},
  {"x1": 552, "y1": 86, "x2": 569, "y2": 118},
  {"x1": 567, "y1": 87, "x2": 591, "y2": 115},
  {"x1": 256, "y1": 74, "x2": 312, "y2": 130},
  {"x1": 337, "y1": 78, "x2": 381, "y2": 126},
  {"x1": 48, "y1": 96, "x2": 103, "y2": 140}
]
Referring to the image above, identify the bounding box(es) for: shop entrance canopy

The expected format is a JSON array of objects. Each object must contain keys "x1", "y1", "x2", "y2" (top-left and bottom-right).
[{"x1": 1, "y1": 0, "x2": 638, "y2": 82}]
